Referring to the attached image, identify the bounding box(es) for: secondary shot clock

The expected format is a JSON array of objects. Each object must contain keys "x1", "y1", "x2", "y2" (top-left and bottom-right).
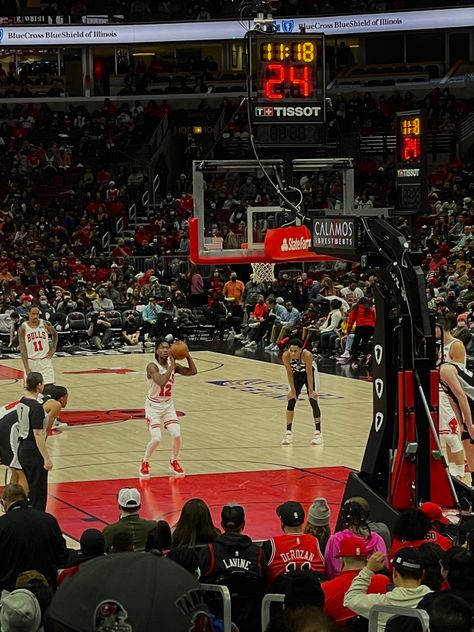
[{"x1": 395, "y1": 110, "x2": 427, "y2": 213}]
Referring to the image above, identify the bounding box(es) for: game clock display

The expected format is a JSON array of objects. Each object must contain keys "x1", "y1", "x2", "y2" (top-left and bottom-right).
[{"x1": 248, "y1": 31, "x2": 325, "y2": 140}]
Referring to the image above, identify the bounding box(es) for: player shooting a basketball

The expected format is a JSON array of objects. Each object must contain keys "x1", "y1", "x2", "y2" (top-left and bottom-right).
[
  {"x1": 282, "y1": 338, "x2": 323, "y2": 446},
  {"x1": 140, "y1": 338, "x2": 197, "y2": 479}
]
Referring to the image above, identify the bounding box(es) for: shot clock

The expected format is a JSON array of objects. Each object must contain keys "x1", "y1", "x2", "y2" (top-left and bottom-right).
[
  {"x1": 247, "y1": 31, "x2": 325, "y2": 146},
  {"x1": 395, "y1": 110, "x2": 427, "y2": 213}
]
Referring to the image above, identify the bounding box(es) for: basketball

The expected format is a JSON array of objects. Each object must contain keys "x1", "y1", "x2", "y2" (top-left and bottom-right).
[{"x1": 171, "y1": 341, "x2": 189, "y2": 360}]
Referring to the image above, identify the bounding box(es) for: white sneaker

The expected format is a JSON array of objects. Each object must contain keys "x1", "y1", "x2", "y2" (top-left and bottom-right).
[
  {"x1": 281, "y1": 431, "x2": 293, "y2": 445},
  {"x1": 265, "y1": 343, "x2": 275, "y2": 350},
  {"x1": 270, "y1": 344, "x2": 280, "y2": 351},
  {"x1": 245, "y1": 341, "x2": 257, "y2": 348},
  {"x1": 53, "y1": 419, "x2": 68, "y2": 429},
  {"x1": 234, "y1": 333, "x2": 246, "y2": 340},
  {"x1": 311, "y1": 431, "x2": 323, "y2": 445}
]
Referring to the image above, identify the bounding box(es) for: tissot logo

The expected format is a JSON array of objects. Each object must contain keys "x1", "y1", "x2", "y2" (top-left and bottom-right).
[
  {"x1": 397, "y1": 168, "x2": 420, "y2": 177},
  {"x1": 255, "y1": 106, "x2": 322, "y2": 118}
]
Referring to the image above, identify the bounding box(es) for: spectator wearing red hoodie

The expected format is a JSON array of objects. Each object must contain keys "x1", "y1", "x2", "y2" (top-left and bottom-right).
[
  {"x1": 391, "y1": 508, "x2": 452, "y2": 559},
  {"x1": 346, "y1": 296, "x2": 376, "y2": 366}
]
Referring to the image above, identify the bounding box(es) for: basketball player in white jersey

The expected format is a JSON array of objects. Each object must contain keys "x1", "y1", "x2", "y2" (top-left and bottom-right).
[
  {"x1": 282, "y1": 338, "x2": 322, "y2": 446},
  {"x1": 436, "y1": 315, "x2": 467, "y2": 479},
  {"x1": 140, "y1": 338, "x2": 197, "y2": 478},
  {"x1": 19, "y1": 305, "x2": 58, "y2": 386},
  {"x1": 18, "y1": 305, "x2": 67, "y2": 429}
]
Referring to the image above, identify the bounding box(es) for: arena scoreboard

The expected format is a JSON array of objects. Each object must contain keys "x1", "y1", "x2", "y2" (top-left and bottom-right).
[
  {"x1": 395, "y1": 110, "x2": 427, "y2": 213},
  {"x1": 247, "y1": 31, "x2": 325, "y2": 146}
]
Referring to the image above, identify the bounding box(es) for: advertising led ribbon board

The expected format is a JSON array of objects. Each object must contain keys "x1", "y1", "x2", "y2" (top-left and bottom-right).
[{"x1": 0, "y1": 8, "x2": 470, "y2": 45}]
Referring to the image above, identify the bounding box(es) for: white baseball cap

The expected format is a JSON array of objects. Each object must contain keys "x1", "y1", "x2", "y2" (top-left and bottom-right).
[{"x1": 118, "y1": 487, "x2": 141, "y2": 509}]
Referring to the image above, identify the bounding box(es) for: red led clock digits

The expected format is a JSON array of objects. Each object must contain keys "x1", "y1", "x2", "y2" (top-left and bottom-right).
[
  {"x1": 265, "y1": 63, "x2": 285, "y2": 100},
  {"x1": 264, "y1": 64, "x2": 313, "y2": 100},
  {"x1": 402, "y1": 137, "x2": 421, "y2": 161},
  {"x1": 289, "y1": 65, "x2": 311, "y2": 97}
]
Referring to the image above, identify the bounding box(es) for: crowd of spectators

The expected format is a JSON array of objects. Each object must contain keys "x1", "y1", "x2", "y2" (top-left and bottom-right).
[
  {"x1": 5, "y1": 0, "x2": 472, "y2": 22},
  {"x1": 1, "y1": 483, "x2": 473, "y2": 632}
]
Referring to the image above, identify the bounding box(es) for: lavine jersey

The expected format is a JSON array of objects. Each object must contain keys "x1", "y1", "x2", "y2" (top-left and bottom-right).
[
  {"x1": 23, "y1": 320, "x2": 50, "y2": 360},
  {"x1": 263, "y1": 534, "x2": 325, "y2": 587},
  {"x1": 146, "y1": 358, "x2": 175, "y2": 403}
]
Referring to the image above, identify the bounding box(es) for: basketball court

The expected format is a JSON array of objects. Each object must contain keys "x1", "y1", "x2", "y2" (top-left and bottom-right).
[{"x1": 0, "y1": 350, "x2": 372, "y2": 542}]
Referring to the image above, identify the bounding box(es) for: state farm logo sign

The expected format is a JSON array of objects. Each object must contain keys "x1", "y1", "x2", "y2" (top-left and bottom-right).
[
  {"x1": 312, "y1": 217, "x2": 356, "y2": 250},
  {"x1": 264, "y1": 225, "x2": 313, "y2": 260},
  {"x1": 281, "y1": 236, "x2": 312, "y2": 253}
]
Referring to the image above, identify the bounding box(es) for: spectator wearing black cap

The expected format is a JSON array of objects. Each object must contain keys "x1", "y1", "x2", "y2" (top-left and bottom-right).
[
  {"x1": 343, "y1": 548, "x2": 432, "y2": 632},
  {"x1": 102, "y1": 487, "x2": 157, "y2": 553},
  {"x1": 262, "y1": 501, "x2": 325, "y2": 591},
  {"x1": 200, "y1": 504, "x2": 266, "y2": 632},
  {"x1": 0, "y1": 484, "x2": 68, "y2": 592}
]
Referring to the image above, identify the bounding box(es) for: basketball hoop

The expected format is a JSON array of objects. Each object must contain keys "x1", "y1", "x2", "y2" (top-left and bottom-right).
[{"x1": 251, "y1": 261, "x2": 276, "y2": 284}]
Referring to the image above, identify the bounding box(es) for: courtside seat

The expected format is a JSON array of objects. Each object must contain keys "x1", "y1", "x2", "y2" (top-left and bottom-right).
[
  {"x1": 67, "y1": 312, "x2": 89, "y2": 344},
  {"x1": 105, "y1": 310, "x2": 123, "y2": 339}
]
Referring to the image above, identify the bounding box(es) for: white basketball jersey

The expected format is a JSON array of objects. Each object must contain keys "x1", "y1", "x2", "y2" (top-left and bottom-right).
[
  {"x1": 443, "y1": 338, "x2": 466, "y2": 367},
  {"x1": 23, "y1": 320, "x2": 50, "y2": 360},
  {"x1": 147, "y1": 359, "x2": 175, "y2": 403}
]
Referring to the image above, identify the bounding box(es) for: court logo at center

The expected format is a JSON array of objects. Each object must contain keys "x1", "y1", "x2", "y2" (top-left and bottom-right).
[{"x1": 207, "y1": 379, "x2": 342, "y2": 400}]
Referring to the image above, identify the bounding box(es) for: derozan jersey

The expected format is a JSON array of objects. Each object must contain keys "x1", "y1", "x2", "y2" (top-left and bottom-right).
[
  {"x1": 263, "y1": 534, "x2": 325, "y2": 587},
  {"x1": 146, "y1": 359, "x2": 175, "y2": 403},
  {"x1": 23, "y1": 320, "x2": 50, "y2": 360}
]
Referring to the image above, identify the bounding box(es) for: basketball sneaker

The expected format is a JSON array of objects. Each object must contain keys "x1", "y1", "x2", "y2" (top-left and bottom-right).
[
  {"x1": 234, "y1": 333, "x2": 246, "y2": 340},
  {"x1": 139, "y1": 461, "x2": 150, "y2": 478},
  {"x1": 311, "y1": 431, "x2": 323, "y2": 445},
  {"x1": 281, "y1": 431, "x2": 293, "y2": 445},
  {"x1": 53, "y1": 418, "x2": 68, "y2": 429},
  {"x1": 169, "y1": 459, "x2": 185, "y2": 477},
  {"x1": 244, "y1": 341, "x2": 257, "y2": 348}
]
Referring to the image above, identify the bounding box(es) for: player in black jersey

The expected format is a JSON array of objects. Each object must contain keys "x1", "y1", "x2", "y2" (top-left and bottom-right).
[
  {"x1": 0, "y1": 382, "x2": 68, "y2": 499},
  {"x1": 282, "y1": 338, "x2": 322, "y2": 446}
]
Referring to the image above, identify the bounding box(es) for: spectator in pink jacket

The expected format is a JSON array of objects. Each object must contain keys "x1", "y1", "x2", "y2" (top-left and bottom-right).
[{"x1": 324, "y1": 500, "x2": 387, "y2": 579}]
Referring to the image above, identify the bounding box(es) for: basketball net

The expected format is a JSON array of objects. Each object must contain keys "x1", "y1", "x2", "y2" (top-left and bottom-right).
[{"x1": 251, "y1": 262, "x2": 276, "y2": 284}]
